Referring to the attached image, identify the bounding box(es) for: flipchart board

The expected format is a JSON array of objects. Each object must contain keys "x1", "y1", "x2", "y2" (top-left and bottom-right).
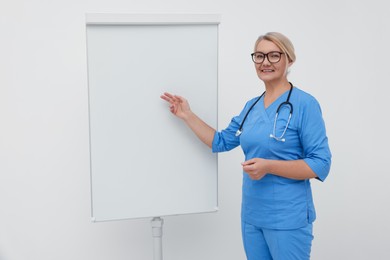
[{"x1": 86, "y1": 14, "x2": 220, "y2": 222}]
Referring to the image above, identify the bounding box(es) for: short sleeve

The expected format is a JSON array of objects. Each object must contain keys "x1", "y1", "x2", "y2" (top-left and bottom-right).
[
  {"x1": 212, "y1": 116, "x2": 241, "y2": 152},
  {"x1": 299, "y1": 97, "x2": 332, "y2": 181},
  {"x1": 212, "y1": 98, "x2": 258, "y2": 153}
]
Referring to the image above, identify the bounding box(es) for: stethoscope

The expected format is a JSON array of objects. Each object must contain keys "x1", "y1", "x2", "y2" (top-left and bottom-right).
[{"x1": 235, "y1": 82, "x2": 294, "y2": 142}]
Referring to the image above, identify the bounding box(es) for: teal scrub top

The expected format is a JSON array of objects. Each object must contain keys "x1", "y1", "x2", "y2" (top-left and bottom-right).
[{"x1": 212, "y1": 87, "x2": 332, "y2": 229}]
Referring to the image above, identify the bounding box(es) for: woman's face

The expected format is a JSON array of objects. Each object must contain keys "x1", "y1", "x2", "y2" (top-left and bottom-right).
[{"x1": 254, "y1": 40, "x2": 290, "y2": 83}]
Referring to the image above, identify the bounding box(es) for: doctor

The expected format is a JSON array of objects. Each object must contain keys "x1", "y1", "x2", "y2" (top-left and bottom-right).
[{"x1": 161, "y1": 32, "x2": 331, "y2": 260}]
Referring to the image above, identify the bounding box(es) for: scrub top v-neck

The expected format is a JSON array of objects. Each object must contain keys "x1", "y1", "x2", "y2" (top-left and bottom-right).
[{"x1": 212, "y1": 87, "x2": 331, "y2": 229}]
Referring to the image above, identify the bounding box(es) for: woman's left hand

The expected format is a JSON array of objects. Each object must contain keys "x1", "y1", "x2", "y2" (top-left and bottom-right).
[{"x1": 241, "y1": 158, "x2": 268, "y2": 180}]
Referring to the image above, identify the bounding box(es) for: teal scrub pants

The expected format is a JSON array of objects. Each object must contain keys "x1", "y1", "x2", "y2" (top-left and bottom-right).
[{"x1": 241, "y1": 221, "x2": 313, "y2": 260}]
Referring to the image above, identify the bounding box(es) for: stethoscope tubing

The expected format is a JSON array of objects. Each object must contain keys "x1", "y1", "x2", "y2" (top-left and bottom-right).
[
  {"x1": 235, "y1": 91, "x2": 265, "y2": 136},
  {"x1": 236, "y1": 82, "x2": 294, "y2": 139}
]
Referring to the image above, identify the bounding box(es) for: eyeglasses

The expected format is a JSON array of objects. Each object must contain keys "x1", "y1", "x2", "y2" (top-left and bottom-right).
[{"x1": 251, "y1": 51, "x2": 284, "y2": 64}]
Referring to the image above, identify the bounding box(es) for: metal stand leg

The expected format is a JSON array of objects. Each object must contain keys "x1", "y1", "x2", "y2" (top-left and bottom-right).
[{"x1": 151, "y1": 217, "x2": 164, "y2": 260}]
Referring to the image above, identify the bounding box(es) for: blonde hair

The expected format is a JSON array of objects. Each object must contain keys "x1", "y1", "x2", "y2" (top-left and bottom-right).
[{"x1": 254, "y1": 32, "x2": 296, "y2": 63}]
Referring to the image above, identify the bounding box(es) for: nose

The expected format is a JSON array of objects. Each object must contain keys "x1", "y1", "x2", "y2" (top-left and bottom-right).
[{"x1": 262, "y1": 56, "x2": 272, "y2": 66}]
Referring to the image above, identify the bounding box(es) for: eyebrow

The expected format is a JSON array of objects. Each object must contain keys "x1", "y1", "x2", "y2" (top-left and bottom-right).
[{"x1": 254, "y1": 51, "x2": 282, "y2": 53}]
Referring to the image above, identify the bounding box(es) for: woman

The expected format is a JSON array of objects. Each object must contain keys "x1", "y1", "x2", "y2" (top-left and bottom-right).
[{"x1": 161, "y1": 32, "x2": 331, "y2": 260}]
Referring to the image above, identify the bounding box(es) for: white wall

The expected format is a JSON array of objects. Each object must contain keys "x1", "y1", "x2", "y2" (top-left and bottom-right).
[{"x1": 1, "y1": 0, "x2": 389, "y2": 259}]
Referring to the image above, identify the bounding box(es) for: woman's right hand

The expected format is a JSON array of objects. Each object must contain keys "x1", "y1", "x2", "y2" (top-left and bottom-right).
[
  {"x1": 160, "y1": 92, "x2": 215, "y2": 148},
  {"x1": 160, "y1": 92, "x2": 191, "y2": 120}
]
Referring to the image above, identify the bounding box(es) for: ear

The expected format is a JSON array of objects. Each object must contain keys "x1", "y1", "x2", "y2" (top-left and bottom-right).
[
  {"x1": 288, "y1": 60, "x2": 294, "y2": 68},
  {"x1": 285, "y1": 60, "x2": 294, "y2": 76}
]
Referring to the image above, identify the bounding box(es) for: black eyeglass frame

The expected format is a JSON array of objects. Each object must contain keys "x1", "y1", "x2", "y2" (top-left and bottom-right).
[{"x1": 251, "y1": 51, "x2": 285, "y2": 64}]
